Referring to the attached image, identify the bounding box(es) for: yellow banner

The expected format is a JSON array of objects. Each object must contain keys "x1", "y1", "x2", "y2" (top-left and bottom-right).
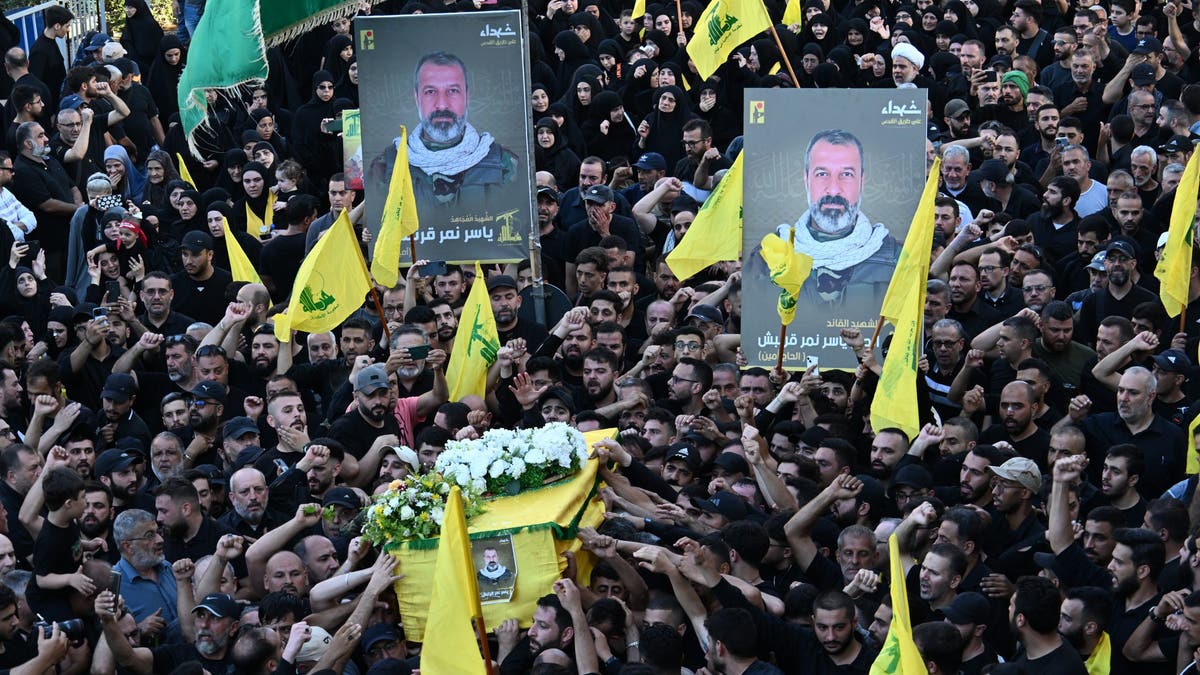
[
  {"x1": 445, "y1": 263, "x2": 500, "y2": 400},
  {"x1": 686, "y1": 0, "x2": 772, "y2": 79},
  {"x1": 371, "y1": 125, "x2": 421, "y2": 288},
  {"x1": 222, "y1": 217, "x2": 262, "y2": 285},
  {"x1": 667, "y1": 152, "x2": 745, "y2": 281},
  {"x1": 273, "y1": 210, "x2": 371, "y2": 342},
  {"x1": 870, "y1": 535, "x2": 928, "y2": 675},
  {"x1": 1154, "y1": 149, "x2": 1200, "y2": 317}
]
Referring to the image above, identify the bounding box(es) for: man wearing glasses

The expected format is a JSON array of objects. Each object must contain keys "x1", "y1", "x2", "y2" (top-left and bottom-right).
[
  {"x1": 1075, "y1": 238, "x2": 1156, "y2": 345},
  {"x1": 131, "y1": 272, "x2": 194, "y2": 337}
]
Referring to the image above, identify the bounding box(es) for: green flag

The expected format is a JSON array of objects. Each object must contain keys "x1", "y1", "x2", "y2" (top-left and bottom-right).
[{"x1": 179, "y1": 0, "x2": 373, "y2": 151}]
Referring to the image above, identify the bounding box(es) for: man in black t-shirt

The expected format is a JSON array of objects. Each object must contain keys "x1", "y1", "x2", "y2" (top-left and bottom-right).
[
  {"x1": 111, "y1": 59, "x2": 160, "y2": 164},
  {"x1": 98, "y1": 590, "x2": 239, "y2": 674},
  {"x1": 170, "y1": 231, "x2": 234, "y2": 326},
  {"x1": 328, "y1": 364, "x2": 401, "y2": 460},
  {"x1": 1010, "y1": 576, "x2": 1088, "y2": 674}
]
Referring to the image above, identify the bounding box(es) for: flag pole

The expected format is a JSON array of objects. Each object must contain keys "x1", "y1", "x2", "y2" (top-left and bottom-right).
[
  {"x1": 775, "y1": 322, "x2": 787, "y2": 372},
  {"x1": 869, "y1": 315, "x2": 885, "y2": 352},
  {"x1": 766, "y1": 23, "x2": 800, "y2": 87},
  {"x1": 369, "y1": 286, "x2": 393, "y2": 344},
  {"x1": 409, "y1": 233, "x2": 418, "y2": 263},
  {"x1": 675, "y1": 0, "x2": 684, "y2": 37},
  {"x1": 476, "y1": 616, "x2": 496, "y2": 675}
]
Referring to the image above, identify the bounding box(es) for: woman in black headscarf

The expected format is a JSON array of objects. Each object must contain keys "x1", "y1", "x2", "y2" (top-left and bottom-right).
[
  {"x1": 636, "y1": 85, "x2": 694, "y2": 169},
  {"x1": 206, "y1": 201, "x2": 262, "y2": 274},
  {"x1": 640, "y1": 29, "x2": 677, "y2": 61},
  {"x1": 553, "y1": 31, "x2": 594, "y2": 91},
  {"x1": 694, "y1": 80, "x2": 737, "y2": 150},
  {"x1": 535, "y1": 117, "x2": 582, "y2": 190},
  {"x1": 119, "y1": 0, "x2": 164, "y2": 74},
  {"x1": 334, "y1": 57, "x2": 358, "y2": 107},
  {"x1": 943, "y1": 1, "x2": 978, "y2": 39},
  {"x1": 568, "y1": 12, "x2": 604, "y2": 56},
  {"x1": 532, "y1": 82, "x2": 552, "y2": 122},
  {"x1": 596, "y1": 39, "x2": 624, "y2": 85},
  {"x1": 142, "y1": 150, "x2": 180, "y2": 217},
  {"x1": 621, "y1": 57, "x2": 657, "y2": 122},
  {"x1": 322, "y1": 34, "x2": 355, "y2": 85},
  {"x1": 529, "y1": 39, "x2": 560, "y2": 101},
  {"x1": 290, "y1": 71, "x2": 341, "y2": 190},
  {"x1": 798, "y1": 12, "x2": 839, "y2": 55},
  {"x1": 216, "y1": 149, "x2": 248, "y2": 202},
  {"x1": 565, "y1": 70, "x2": 603, "y2": 123},
  {"x1": 146, "y1": 35, "x2": 185, "y2": 121},
  {"x1": 232, "y1": 162, "x2": 278, "y2": 239},
  {"x1": 168, "y1": 188, "x2": 205, "y2": 238},
  {"x1": 582, "y1": 91, "x2": 635, "y2": 162},
  {"x1": 798, "y1": 43, "x2": 824, "y2": 87},
  {"x1": 546, "y1": 101, "x2": 587, "y2": 159},
  {"x1": 247, "y1": 108, "x2": 291, "y2": 159}
]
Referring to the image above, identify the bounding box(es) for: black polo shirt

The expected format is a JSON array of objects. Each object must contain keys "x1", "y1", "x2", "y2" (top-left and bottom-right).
[
  {"x1": 1077, "y1": 412, "x2": 1185, "y2": 498},
  {"x1": 9, "y1": 153, "x2": 74, "y2": 247}
]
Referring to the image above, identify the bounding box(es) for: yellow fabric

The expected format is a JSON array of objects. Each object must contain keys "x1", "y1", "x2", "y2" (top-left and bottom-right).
[
  {"x1": 245, "y1": 190, "x2": 277, "y2": 238},
  {"x1": 175, "y1": 153, "x2": 196, "y2": 189},
  {"x1": 632, "y1": 0, "x2": 646, "y2": 19},
  {"x1": 870, "y1": 535, "x2": 929, "y2": 675},
  {"x1": 1188, "y1": 403, "x2": 1200, "y2": 473},
  {"x1": 420, "y1": 487, "x2": 488, "y2": 675},
  {"x1": 871, "y1": 158, "x2": 940, "y2": 440},
  {"x1": 782, "y1": 0, "x2": 802, "y2": 26},
  {"x1": 758, "y1": 231, "x2": 813, "y2": 325},
  {"x1": 686, "y1": 0, "x2": 772, "y2": 79},
  {"x1": 1154, "y1": 149, "x2": 1200, "y2": 317},
  {"x1": 666, "y1": 152, "x2": 744, "y2": 281},
  {"x1": 392, "y1": 429, "x2": 611, "y2": 640},
  {"x1": 445, "y1": 263, "x2": 500, "y2": 400},
  {"x1": 273, "y1": 210, "x2": 371, "y2": 343},
  {"x1": 371, "y1": 125, "x2": 421, "y2": 288},
  {"x1": 1085, "y1": 632, "x2": 1111, "y2": 675},
  {"x1": 221, "y1": 217, "x2": 262, "y2": 285}
]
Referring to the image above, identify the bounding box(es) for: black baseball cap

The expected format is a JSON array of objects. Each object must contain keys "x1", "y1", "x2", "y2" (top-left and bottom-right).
[
  {"x1": 181, "y1": 230, "x2": 214, "y2": 253},
  {"x1": 101, "y1": 372, "x2": 137, "y2": 403},
  {"x1": 323, "y1": 486, "x2": 363, "y2": 509},
  {"x1": 193, "y1": 593, "x2": 239, "y2": 618},
  {"x1": 693, "y1": 490, "x2": 749, "y2": 521},
  {"x1": 582, "y1": 184, "x2": 615, "y2": 204},
  {"x1": 190, "y1": 380, "x2": 228, "y2": 404},
  {"x1": 485, "y1": 275, "x2": 518, "y2": 292}
]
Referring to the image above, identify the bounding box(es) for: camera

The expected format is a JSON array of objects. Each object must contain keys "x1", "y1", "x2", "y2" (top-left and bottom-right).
[{"x1": 36, "y1": 619, "x2": 85, "y2": 642}]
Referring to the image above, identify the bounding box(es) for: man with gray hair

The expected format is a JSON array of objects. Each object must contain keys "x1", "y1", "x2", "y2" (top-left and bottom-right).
[
  {"x1": 1056, "y1": 366, "x2": 1185, "y2": 496},
  {"x1": 1128, "y1": 144, "x2": 1160, "y2": 204},
  {"x1": 369, "y1": 50, "x2": 517, "y2": 212},
  {"x1": 9, "y1": 120, "x2": 80, "y2": 280},
  {"x1": 1161, "y1": 162, "x2": 1185, "y2": 194},
  {"x1": 113, "y1": 508, "x2": 178, "y2": 630},
  {"x1": 1059, "y1": 144, "x2": 1107, "y2": 216},
  {"x1": 773, "y1": 128, "x2": 899, "y2": 307}
]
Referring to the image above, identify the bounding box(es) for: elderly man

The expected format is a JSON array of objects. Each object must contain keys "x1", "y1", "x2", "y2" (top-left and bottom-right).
[{"x1": 113, "y1": 509, "x2": 177, "y2": 633}]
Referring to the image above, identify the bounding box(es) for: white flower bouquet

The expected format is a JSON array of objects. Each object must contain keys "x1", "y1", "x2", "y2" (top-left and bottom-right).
[
  {"x1": 360, "y1": 472, "x2": 485, "y2": 542},
  {"x1": 434, "y1": 422, "x2": 590, "y2": 496}
]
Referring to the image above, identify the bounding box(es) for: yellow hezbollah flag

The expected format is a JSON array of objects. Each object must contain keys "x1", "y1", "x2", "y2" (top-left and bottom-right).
[
  {"x1": 371, "y1": 125, "x2": 421, "y2": 288},
  {"x1": 1085, "y1": 632, "x2": 1111, "y2": 675},
  {"x1": 687, "y1": 0, "x2": 772, "y2": 79},
  {"x1": 632, "y1": 0, "x2": 646, "y2": 19},
  {"x1": 445, "y1": 263, "x2": 500, "y2": 400},
  {"x1": 666, "y1": 152, "x2": 745, "y2": 281},
  {"x1": 175, "y1": 153, "x2": 196, "y2": 189},
  {"x1": 783, "y1": 0, "x2": 803, "y2": 26},
  {"x1": 273, "y1": 210, "x2": 370, "y2": 343},
  {"x1": 419, "y1": 487, "x2": 488, "y2": 675},
  {"x1": 871, "y1": 158, "x2": 940, "y2": 440},
  {"x1": 222, "y1": 217, "x2": 262, "y2": 285},
  {"x1": 870, "y1": 534, "x2": 928, "y2": 675},
  {"x1": 758, "y1": 231, "x2": 812, "y2": 325},
  {"x1": 1188, "y1": 404, "x2": 1200, "y2": 473},
  {"x1": 1154, "y1": 148, "x2": 1200, "y2": 317}
]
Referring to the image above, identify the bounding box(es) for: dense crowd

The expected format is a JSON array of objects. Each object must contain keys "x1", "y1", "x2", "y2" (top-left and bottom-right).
[{"x1": 0, "y1": 0, "x2": 1194, "y2": 673}]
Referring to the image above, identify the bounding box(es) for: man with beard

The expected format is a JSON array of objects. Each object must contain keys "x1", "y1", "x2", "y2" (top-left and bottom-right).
[
  {"x1": 534, "y1": 186, "x2": 567, "y2": 289},
  {"x1": 431, "y1": 299, "x2": 458, "y2": 352},
  {"x1": 0, "y1": 444, "x2": 41, "y2": 565},
  {"x1": 295, "y1": 534, "x2": 340, "y2": 584},
  {"x1": 1107, "y1": 192, "x2": 1159, "y2": 271},
  {"x1": 544, "y1": 307, "x2": 593, "y2": 386},
  {"x1": 979, "y1": 381, "x2": 1051, "y2": 467},
  {"x1": 564, "y1": 188, "x2": 642, "y2": 298},
  {"x1": 701, "y1": 607, "x2": 782, "y2": 675},
  {"x1": 247, "y1": 328, "x2": 281, "y2": 391},
  {"x1": 1075, "y1": 239, "x2": 1156, "y2": 345},
  {"x1": 262, "y1": 550, "x2": 310, "y2": 597},
  {"x1": 169, "y1": 232, "x2": 233, "y2": 326},
  {"x1": 220, "y1": 467, "x2": 284, "y2": 539},
  {"x1": 1099, "y1": 444, "x2": 1146, "y2": 526},
  {"x1": 1058, "y1": 587, "x2": 1113, "y2": 670},
  {"x1": 112, "y1": 508, "x2": 177, "y2": 630},
  {"x1": 577, "y1": 347, "x2": 618, "y2": 414},
  {"x1": 0, "y1": 365, "x2": 22, "y2": 431},
  {"x1": 1028, "y1": 176, "x2": 1081, "y2": 261},
  {"x1": 255, "y1": 392, "x2": 310, "y2": 470},
  {"x1": 499, "y1": 593, "x2": 574, "y2": 673},
  {"x1": 80, "y1": 480, "x2": 117, "y2": 564},
  {"x1": 128, "y1": 273, "x2": 194, "y2": 339},
  {"x1": 489, "y1": 275, "x2": 547, "y2": 347},
  {"x1": 1021, "y1": 103, "x2": 1059, "y2": 171},
  {"x1": 60, "y1": 312, "x2": 125, "y2": 412},
  {"x1": 97, "y1": 372, "x2": 150, "y2": 452},
  {"x1": 145, "y1": 432, "x2": 184, "y2": 490},
  {"x1": 183, "y1": 380, "x2": 225, "y2": 467},
  {"x1": 984, "y1": 457, "x2": 1045, "y2": 571},
  {"x1": 1019, "y1": 270, "x2": 1056, "y2": 315},
  {"x1": 328, "y1": 365, "x2": 402, "y2": 461},
  {"x1": 947, "y1": 262, "x2": 1000, "y2": 341},
  {"x1": 663, "y1": 358, "x2": 710, "y2": 417},
  {"x1": 978, "y1": 158, "x2": 1039, "y2": 220},
  {"x1": 1060, "y1": 145, "x2": 1108, "y2": 218},
  {"x1": 1008, "y1": 576, "x2": 1087, "y2": 674},
  {"x1": 774, "y1": 129, "x2": 899, "y2": 308},
  {"x1": 868, "y1": 429, "x2": 908, "y2": 486},
  {"x1": 304, "y1": 443, "x2": 342, "y2": 501},
  {"x1": 98, "y1": 589, "x2": 241, "y2": 674},
  {"x1": 370, "y1": 51, "x2": 516, "y2": 213},
  {"x1": 61, "y1": 429, "x2": 96, "y2": 480},
  {"x1": 219, "y1": 417, "x2": 258, "y2": 469},
  {"x1": 92, "y1": 442, "x2": 150, "y2": 518},
  {"x1": 1039, "y1": 27, "x2": 1078, "y2": 90},
  {"x1": 9, "y1": 121, "x2": 78, "y2": 279},
  {"x1": 155, "y1": 476, "x2": 231, "y2": 569}
]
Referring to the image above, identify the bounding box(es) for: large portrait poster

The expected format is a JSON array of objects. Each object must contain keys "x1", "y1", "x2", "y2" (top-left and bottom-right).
[
  {"x1": 742, "y1": 89, "x2": 928, "y2": 370},
  {"x1": 356, "y1": 12, "x2": 532, "y2": 265}
]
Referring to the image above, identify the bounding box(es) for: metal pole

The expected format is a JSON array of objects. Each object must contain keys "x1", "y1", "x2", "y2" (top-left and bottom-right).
[{"x1": 519, "y1": 0, "x2": 547, "y2": 326}]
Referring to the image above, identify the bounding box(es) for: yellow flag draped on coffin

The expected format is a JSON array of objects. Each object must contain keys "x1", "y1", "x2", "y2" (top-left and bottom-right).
[
  {"x1": 371, "y1": 125, "x2": 421, "y2": 288},
  {"x1": 666, "y1": 152, "x2": 745, "y2": 281},
  {"x1": 758, "y1": 231, "x2": 813, "y2": 325},
  {"x1": 869, "y1": 534, "x2": 928, "y2": 675},
  {"x1": 870, "y1": 157, "x2": 940, "y2": 440},
  {"x1": 687, "y1": 0, "x2": 772, "y2": 79},
  {"x1": 272, "y1": 210, "x2": 371, "y2": 343},
  {"x1": 391, "y1": 428, "x2": 611, "y2": 640},
  {"x1": 222, "y1": 217, "x2": 262, "y2": 285},
  {"x1": 445, "y1": 262, "x2": 500, "y2": 400},
  {"x1": 1154, "y1": 147, "x2": 1200, "y2": 318},
  {"x1": 420, "y1": 487, "x2": 487, "y2": 675}
]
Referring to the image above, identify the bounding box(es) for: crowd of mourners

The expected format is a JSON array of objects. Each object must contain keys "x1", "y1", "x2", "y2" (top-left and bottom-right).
[{"x1": 0, "y1": 0, "x2": 1197, "y2": 673}]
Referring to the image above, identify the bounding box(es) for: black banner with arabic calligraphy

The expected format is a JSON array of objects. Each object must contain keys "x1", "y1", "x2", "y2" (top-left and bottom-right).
[
  {"x1": 741, "y1": 89, "x2": 928, "y2": 371},
  {"x1": 356, "y1": 12, "x2": 533, "y2": 266}
]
